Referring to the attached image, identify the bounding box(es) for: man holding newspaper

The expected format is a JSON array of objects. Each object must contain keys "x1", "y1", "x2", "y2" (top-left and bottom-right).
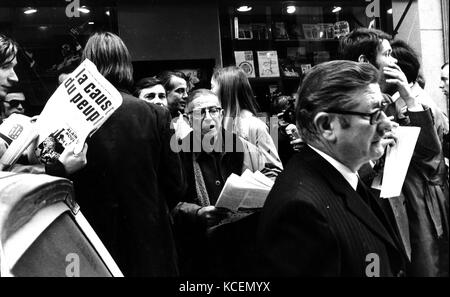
[
  {"x1": 172, "y1": 88, "x2": 279, "y2": 276},
  {"x1": 0, "y1": 33, "x2": 87, "y2": 175}
]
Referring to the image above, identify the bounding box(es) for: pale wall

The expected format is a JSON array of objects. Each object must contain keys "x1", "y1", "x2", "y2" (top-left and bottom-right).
[{"x1": 393, "y1": 0, "x2": 447, "y2": 112}]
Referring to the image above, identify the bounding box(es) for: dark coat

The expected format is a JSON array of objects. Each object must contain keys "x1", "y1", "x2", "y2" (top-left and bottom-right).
[
  {"x1": 171, "y1": 129, "x2": 244, "y2": 276},
  {"x1": 392, "y1": 107, "x2": 449, "y2": 276},
  {"x1": 71, "y1": 91, "x2": 186, "y2": 277},
  {"x1": 378, "y1": 100, "x2": 448, "y2": 276},
  {"x1": 257, "y1": 145, "x2": 407, "y2": 276}
]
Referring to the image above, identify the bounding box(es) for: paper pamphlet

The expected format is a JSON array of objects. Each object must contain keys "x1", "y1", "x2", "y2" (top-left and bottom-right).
[
  {"x1": 380, "y1": 126, "x2": 421, "y2": 198},
  {"x1": 34, "y1": 59, "x2": 123, "y2": 164},
  {"x1": 0, "y1": 59, "x2": 122, "y2": 168},
  {"x1": 215, "y1": 170, "x2": 273, "y2": 211},
  {"x1": 0, "y1": 114, "x2": 37, "y2": 169}
]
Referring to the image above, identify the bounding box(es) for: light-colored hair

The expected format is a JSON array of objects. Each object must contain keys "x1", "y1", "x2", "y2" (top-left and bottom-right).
[
  {"x1": 82, "y1": 32, "x2": 133, "y2": 90},
  {"x1": 0, "y1": 34, "x2": 18, "y2": 67}
]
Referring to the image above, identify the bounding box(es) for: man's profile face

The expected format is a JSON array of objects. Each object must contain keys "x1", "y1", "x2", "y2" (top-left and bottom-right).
[
  {"x1": 187, "y1": 93, "x2": 223, "y2": 139},
  {"x1": 333, "y1": 83, "x2": 391, "y2": 169},
  {"x1": 375, "y1": 39, "x2": 398, "y2": 91},
  {"x1": 0, "y1": 57, "x2": 19, "y2": 99},
  {"x1": 167, "y1": 76, "x2": 188, "y2": 114},
  {"x1": 3, "y1": 92, "x2": 25, "y2": 118},
  {"x1": 440, "y1": 64, "x2": 449, "y2": 99}
]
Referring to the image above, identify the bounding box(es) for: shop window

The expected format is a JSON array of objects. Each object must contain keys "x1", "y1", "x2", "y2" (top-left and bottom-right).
[{"x1": 219, "y1": 0, "x2": 394, "y2": 115}]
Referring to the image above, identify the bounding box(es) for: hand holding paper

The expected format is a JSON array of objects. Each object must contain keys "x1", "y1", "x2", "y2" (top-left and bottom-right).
[
  {"x1": 380, "y1": 126, "x2": 421, "y2": 198},
  {"x1": 215, "y1": 170, "x2": 274, "y2": 211}
]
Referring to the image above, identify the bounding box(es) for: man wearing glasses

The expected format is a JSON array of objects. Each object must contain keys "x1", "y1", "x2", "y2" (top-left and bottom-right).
[
  {"x1": 2, "y1": 89, "x2": 25, "y2": 119},
  {"x1": 340, "y1": 28, "x2": 448, "y2": 277},
  {"x1": 258, "y1": 60, "x2": 407, "y2": 276},
  {"x1": 172, "y1": 88, "x2": 252, "y2": 276}
]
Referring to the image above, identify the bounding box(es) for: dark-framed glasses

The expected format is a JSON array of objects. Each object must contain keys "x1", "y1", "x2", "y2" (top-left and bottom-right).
[
  {"x1": 188, "y1": 106, "x2": 222, "y2": 118},
  {"x1": 326, "y1": 102, "x2": 389, "y2": 125},
  {"x1": 4, "y1": 100, "x2": 24, "y2": 108}
]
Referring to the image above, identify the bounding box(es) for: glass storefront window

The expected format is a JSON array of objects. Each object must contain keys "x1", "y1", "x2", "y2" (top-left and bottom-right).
[{"x1": 219, "y1": 0, "x2": 393, "y2": 113}]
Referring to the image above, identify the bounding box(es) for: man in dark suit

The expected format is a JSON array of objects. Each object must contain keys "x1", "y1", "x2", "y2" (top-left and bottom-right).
[{"x1": 257, "y1": 60, "x2": 407, "y2": 276}]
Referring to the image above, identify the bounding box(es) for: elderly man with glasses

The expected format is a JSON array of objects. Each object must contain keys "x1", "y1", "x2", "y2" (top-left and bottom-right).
[
  {"x1": 171, "y1": 88, "x2": 267, "y2": 277},
  {"x1": 339, "y1": 28, "x2": 448, "y2": 277},
  {"x1": 257, "y1": 60, "x2": 407, "y2": 277}
]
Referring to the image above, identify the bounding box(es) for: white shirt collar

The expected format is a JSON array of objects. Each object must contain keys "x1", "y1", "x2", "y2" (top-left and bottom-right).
[{"x1": 308, "y1": 145, "x2": 359, "y2": 191}]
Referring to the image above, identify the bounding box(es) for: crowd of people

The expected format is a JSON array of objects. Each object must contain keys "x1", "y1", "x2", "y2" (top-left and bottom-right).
[{"x1": 0, "y1": 27, "x2": 448, "y2": 277}]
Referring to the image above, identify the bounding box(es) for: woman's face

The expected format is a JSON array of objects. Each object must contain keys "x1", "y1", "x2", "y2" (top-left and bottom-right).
[{"x1": 139, "y1": 84, "x2": 167, "y2": 106}]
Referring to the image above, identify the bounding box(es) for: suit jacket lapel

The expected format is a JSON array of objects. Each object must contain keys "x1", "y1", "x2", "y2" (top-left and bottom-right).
[{"x1": 299, "y1": 146, "x2": 400, "y2": 252}]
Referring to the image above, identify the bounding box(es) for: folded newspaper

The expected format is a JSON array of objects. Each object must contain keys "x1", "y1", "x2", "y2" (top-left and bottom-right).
[
  {"x1": 0, "y1": 59, "x2": 122, "y2": 169},
  {"x1": 215, "y1": 169, "x2": 274, "y2": 212}
]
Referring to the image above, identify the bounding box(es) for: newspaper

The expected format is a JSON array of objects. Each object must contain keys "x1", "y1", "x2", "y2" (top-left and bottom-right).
[
  {"x1": 0, "y1": 114, "x2": 36, "y2": 170},
  {"x1": 215, "y1": 169, "x2": 274, "y2": 212},
  {"x1": 379, "y1": 126, "x2": 420, "y2": 198},
  {"x1": 0, "y1": 59, "x2": 122, "y2": 169}
]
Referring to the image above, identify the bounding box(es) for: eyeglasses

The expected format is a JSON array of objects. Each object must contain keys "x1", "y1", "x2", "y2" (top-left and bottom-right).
[
  {"x1": 4, "y1": 100, "x2": 24, "y2": 108},
  {"x1": 145, "y1": 92, "x2": 166, "y2": 100},
  {"x1": 188, "y1": 106, "x2": 222, "y2": 118},
  {"x1": 326, "y1": 102, "x2": 389, "y2": 125}
]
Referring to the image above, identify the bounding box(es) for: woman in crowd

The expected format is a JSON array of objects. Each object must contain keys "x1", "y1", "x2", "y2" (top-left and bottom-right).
[
  {"x1": 134, "y1": 76, "x2": 168, "y2": 107},
  {"x1": 211, "y1": 66, "x2": 283, "y2": 176}
]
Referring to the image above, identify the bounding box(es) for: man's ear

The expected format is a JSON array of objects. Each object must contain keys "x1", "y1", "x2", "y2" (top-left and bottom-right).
[
  {"x1": 313, "y1": 112, "x2": 336, "y2": 141},
  {"x1": 358, "y1": 54, "x2": 369, "y2": 63}
]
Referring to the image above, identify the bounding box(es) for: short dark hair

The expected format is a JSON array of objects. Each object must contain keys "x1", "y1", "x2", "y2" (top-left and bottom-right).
[
  {"x1": 0, "y1": 33, "x2": 18, "y2": 67},
  {"x1": 133, "y1": 77, "x2": 163, "y2": 97},
  {"x1": 339, "y1": 28, "x2": 392, "y2": 67},
  {"x1": 390, "y1": 39, "x2": 420, "y2": 84},
  {"x1": 82, "y1": 32, "x2": 133, "y2": 90},
  {"x1": 157, "y1": 71, "x2": 187, "y2": 92},
  {"x1": 295, "y1": 60, "x2": 380, "y2": 142}
]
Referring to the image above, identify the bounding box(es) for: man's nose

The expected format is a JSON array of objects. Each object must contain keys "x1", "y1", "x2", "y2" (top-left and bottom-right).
[
  {"x1": 8, "y1": 69, "x2": 18, "y2": 83},
  {"x1": 376, "y1": 111, "x2": 394, "y2": 135}
]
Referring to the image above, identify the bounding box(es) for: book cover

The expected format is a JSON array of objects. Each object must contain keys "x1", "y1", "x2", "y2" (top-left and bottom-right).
[
  {"x1": 234, "y1": 51, "x2": 256, "y2": 78},
  {"x1": 257, "y1": 51, "x2": 280, "y2": 78}
]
